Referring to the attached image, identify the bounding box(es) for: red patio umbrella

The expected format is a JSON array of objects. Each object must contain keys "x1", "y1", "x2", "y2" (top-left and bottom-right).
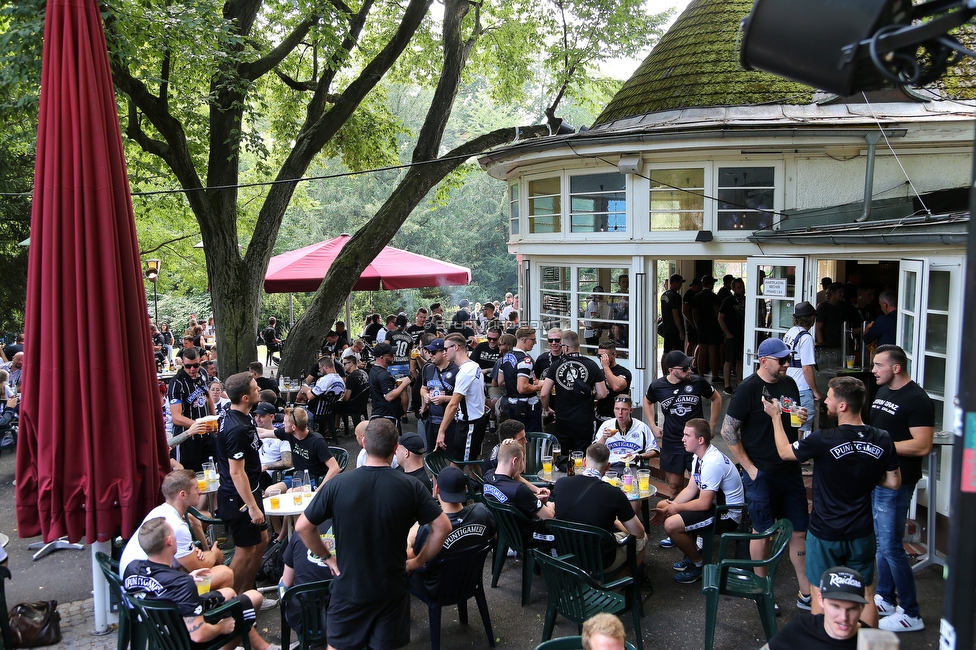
[
  {"x1": 264, "y1": 234, "x2": 472, "y2": 293},
  {"x1": 16, "y1": 0, "x2": 169, "y2": 615}
]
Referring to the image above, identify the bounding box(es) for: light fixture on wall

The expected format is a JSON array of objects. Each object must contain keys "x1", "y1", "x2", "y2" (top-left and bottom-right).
[
  {"x1": 695, "y1": 230, "x2": 714, "y2": 242},
  {"x1": 618, "y1": 155, "x2": 642, "y2": 175}
]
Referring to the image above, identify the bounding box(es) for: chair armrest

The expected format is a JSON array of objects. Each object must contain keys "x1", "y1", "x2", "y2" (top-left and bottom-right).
[
  {"x1": 716, "y1": 530, "x2": 771, "y2": 560},
  {"x1": 602, "y1": 576, "x2": 634, "y2": 591},
  {"x1": 187, "y1": 506, "x2": 223, "y2": 526},
  {"x1": 702, "y1": 564, "x2": 720, "y2": 593},
  {"x1": 202, "y1": 597, "x2": 243, "y2": 624}
]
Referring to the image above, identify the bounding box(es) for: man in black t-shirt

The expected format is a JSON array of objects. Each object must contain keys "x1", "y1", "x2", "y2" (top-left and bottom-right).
[
  {"x1": 816, "y1": 283, "x2": 861, "y2": 348},
  {"x1": 500, "y1": 327, "x2": 545, "y2": 431},
  {"x1": 764, "y1": 376, "x2": 899, "y2": 626},
  {"x1": 123, "y1": 517, "x2": 273, "y2": 649},
  {"x1": 296, "y1": 419, "x2": 449, "y2": 650},
  {"x1": 418, "y1": 338, "x2": 458, "y2": 456},
  {"x1": 721, "y1": 337, "x2": 812, "y2": 608},
  {"x1": 551, "y1": 443, "x2": 646, "y2": 570},
  {"x1": 396, "y1": 432, "x2": 432, "y2": 493},
  {"x1": 258, "y1": 406, "x2": 339, "y2": 488},
  {"x1": 868, "y1": 345, "x2": 934, "y2": 633},
  {"x1": 248, "y1": 361, "x2": 279, "y2": 396},
  {"x1": 766, "y1": 567, "x2": 873, "y2": 650},
  {"x1": 167, "y1": 347, "x2": 214, "y2": 472},
  {"x1": 540, "y1": 331, "x2": 607, "y2": 454},
  {"x1": 369, "y1": 342, "x2": 412, "y2": 427},
  {"x1": 281, "y1": 519, "x2": 335, "y2": 636},
  {"x1": 407, "y1": 309, "x2": 428, "y2": 345},
  {"x1": 484, "y1": 438, "x2": 554, "y2": 543},
  {"x1": 595, "y1": 341, "x2": 631, "y2": 421},
  {"x1": 644, "y1": 350, "x2": 721, "y2": 500},
  {"x1": 408, "y1": 466, "x2": 495, "y2": 592},
  {"x1": 692, "y1": 275, "x2": 722, "y2": 380},
  {"x1": 470, "y1": 327, "x2": 502, "y2": 382},
  {"x1": 214, "y1": 372, "x2": 267, "y2": 595},
  {"x1": 718, "y1": 277, "x2": 745, "y2": 393},
  {"x1": 682, "y1": 277, "x2": 702, "y2": 359},
  {"x1": 336, "y1": 357, "x2": 369, "y2": 426},
  {"x1": 659, "y1": 274, "x2": 685, "y2": 373}
]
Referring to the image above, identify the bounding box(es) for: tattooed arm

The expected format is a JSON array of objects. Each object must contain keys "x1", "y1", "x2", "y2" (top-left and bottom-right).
[
  {"x1": 183, "y1": 614, "x2": 235, "y2": 643},
  {"x1": 720, "y1": 414, "x2": 759, "y2": 480}
]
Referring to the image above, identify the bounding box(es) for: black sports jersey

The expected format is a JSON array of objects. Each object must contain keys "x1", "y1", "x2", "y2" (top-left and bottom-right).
[
  {"x1": 422, "y1": 361, "x2": 459, "y2": 424},
  {"x1": 501, "y1": 350, "x2": 536, "y2": 400},
  {"x1": 368, "y1": 365, "x2": 400, "y2": 419},
  {"x1": 868, "y1": 381, "x2": 934, "y2": 486},
  {"x1": 793, "y1": 424, "x2": 898, "y2": 540},
  {"x1": 719, "y1": 294, "x2": 745, "y2": 338},
  {"x1": 547, "y1": 353, "x2": 604, "y2": 425},
  {"x1": 388, "y1": 330, "x2": 414, "y2": 365},
  {"x1": 215, "y1": 409, "x2": 263, "y2": 498},
  {"x1": 645, "y1": 375, "x2": 715, "y2": 448},
  {"x1": 660, "y1": 289, "x2": 682, "y2": 334},
  {"x1": 692, "y1": 289, "x2": 720, "y2": 334},
  {"x1": 274, "y1": 430, "x2": 334, "y2": 485},
  {"x1": 123, "y1": 559, "x2": 208, "y2": 617},
  {"x1": 167, "y1": 369, "x2": 210, "y2": 437}
]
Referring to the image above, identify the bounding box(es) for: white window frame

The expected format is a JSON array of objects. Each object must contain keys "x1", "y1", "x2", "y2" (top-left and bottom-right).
[
  {"x1": 525, "y1": 172, "x2": 562, "y2": 236},
  {"x1": 565, "y1": 171, "x2": 631, "y2": 241}
]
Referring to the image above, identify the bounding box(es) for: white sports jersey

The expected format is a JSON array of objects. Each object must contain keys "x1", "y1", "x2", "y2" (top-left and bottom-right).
[{"x1": 595, "y1": 418, "x2": 659, "y2": 465}]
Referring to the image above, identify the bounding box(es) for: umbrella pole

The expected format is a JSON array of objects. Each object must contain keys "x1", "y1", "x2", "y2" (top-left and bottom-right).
[
  {"x1": 289, "y1": 293, "x2": 294, "y2": 328},
  {"x1": 90, "y1": 541, "x2": 116, "y2": 634}
]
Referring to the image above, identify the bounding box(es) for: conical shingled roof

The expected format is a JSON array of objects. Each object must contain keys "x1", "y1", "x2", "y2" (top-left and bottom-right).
[{"x1": 593, "y1": 0, "x2": 815, "y2": 127}]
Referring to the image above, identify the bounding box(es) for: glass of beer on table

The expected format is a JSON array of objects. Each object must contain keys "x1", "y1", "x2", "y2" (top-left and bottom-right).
[
  {"x1": 267, "y1": 488, "x2": 281, "y2": 510},
  {"x1": 572, "y1": 451, "x2": 583, "y2": 471},
  {"x1": 542, "y1": 455, "x2": 553, "y2": 480},
  {"x1": 195, "y1": 472, "x2": 207, "y2": 492}
]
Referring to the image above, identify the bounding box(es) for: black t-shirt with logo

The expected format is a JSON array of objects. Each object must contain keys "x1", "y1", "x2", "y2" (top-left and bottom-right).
[
  {"x1": 725, "y1": 373, "x2": 801, "y2": 475},
  {"x1": 215, "y1": 409, "x2": 263, "y2": 497},
  {"x1": 546, "y1": 353, "x2": 605, "y2": 426},
  {"x1": 123, "y1": 560, "x2": 207, "y2": 617},
  {"x1": 369, "y1": 365, "x2": 400, "y2": 419},
  {"x1": 596, "y1": 363, "x2": 632, "y2": 418},
  {"x1": 471, "y1": 342, "x2": 500, "y2": 375},
  {"x1": 422, "y1": 361, "x2": 459, "y2": 424},
  {"x1": 645, "y1": 375, "x2": 715, "y2": 449},
  {"x1": 793, "y1": 425, "x2": 899, "y2": 540},
  {"x1": 274, "y1": 430, "x2": 334, "y2": 485},
  {"x1": 868, "y1": 381, "x2": 934, "y2": 486},
  {"x1": 406, "y1": 324, "x2": 426, "y2": 345},
  {"x1": 769, "y1": 614, "x2": 869, "y2": 649},
  {"x1": 501, "y1": 350, "x2": 536, "y2": 400}
]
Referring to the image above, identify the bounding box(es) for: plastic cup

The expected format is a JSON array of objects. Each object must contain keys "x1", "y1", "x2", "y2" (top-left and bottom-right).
[
  {"x1": 572, "y1": 452, "x2": 583, "y2": 469},
  {"x1": 606, "y1": 471, "x2": 618, "y2": 487},
  {"x1": 846, "y1": 355, "x2": 856, "y2": 369},
  {"x1": 267, "y1": 489, "x2": 281, "y2": 510},
  {"x1": 195, "y1": 572, "x2": 212, "y2": 595},
  {"x1": 542, "y1": 455, "x2": 553, "y2": 479},
  {"x1": 196, "y1": 472, "x2": 207, "y2": 492},
  {"x1": 790, "y1": 409, "x2": 801, "y2": 428},
  {"x1": 638, "y1": 470, "x2": 651, "y2": 496},
  {"x1": 293, "y1": 491, "x2": 304, "y2": 506},
  {"x1": 199, "y1": 415, "x2": 219, "y2": 433},
  {"x1": 552, "y1": 442, "x2": 561, "y2": 458}
]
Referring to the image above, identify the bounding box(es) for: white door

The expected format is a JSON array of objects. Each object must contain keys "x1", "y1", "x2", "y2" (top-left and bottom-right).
[
  {"x1": 896, "y1": 259, "x2": 924, "y2": 380},
  {"x1": 743, "y1": 257, "x2": 806, "y2": 378}
]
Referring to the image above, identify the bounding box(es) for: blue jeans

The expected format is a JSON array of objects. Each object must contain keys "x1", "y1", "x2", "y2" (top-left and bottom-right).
[
  {"x1": 797, "y1": 389, "x2": 815, "y2": 432},
  {"x1": 873, "y1": 482, "x2": 919, "y2": 617}
]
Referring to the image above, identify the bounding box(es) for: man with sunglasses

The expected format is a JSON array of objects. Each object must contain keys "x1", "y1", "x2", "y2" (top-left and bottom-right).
[
  {"x1": 167, "y1": 347, "x2": 214, "y2": 472},
  {"x1": 437, "y1": 333, "x2": 489, "y2": 463},
  {"x1": 471, "y1": 327, "x2": 503, "y2": 382},
  {"x1": 721, "y1": 337, "x2": 813, "y2": 611},
  {"x1": 540, "y1": 331, "x2": 607, "y2": 455}
]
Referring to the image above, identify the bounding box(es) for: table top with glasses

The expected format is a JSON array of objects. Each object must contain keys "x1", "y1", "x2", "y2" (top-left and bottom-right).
[
  {"x1": 532, "y1": 469, "x2": 657, "y2": 501},
  {"x1": 264, "y1": 491, "x2": 314, "y2": 517}
]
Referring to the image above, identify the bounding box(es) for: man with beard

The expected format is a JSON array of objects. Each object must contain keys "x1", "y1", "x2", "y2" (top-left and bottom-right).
[{"x1": 540, "y1": 331, "x2": 607, "y2": 454}]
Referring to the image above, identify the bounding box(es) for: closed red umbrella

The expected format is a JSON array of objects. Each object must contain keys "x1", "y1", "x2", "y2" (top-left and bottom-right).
[
  {"x1": 264, "y1": 234, "x2": 472, "y2": 293},
  {"x1": 16, "y1": 0, "x2": 169, "y2": 579}
]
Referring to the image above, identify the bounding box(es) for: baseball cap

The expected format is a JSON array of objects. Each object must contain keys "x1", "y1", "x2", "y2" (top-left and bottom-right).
[
  {"x1": 819, "y1": 566, "x2": 868, "y2": 604},
  {"x1": 454, "y1": 310, "x2": 471, "y2": 322},
  {"x1": 458, "y1": 299, "x2": 470, "y2": 308},
  {"x1": 702, "y1": 274, "x2": 718, "y2": 284},
  {"x1": 398, "y1": 432, "x2": 425, "y2": 454},
  {"x1": 690, "y1": 276, "x2": 703, "y2": 287},
  {"x1": 253, "y1": 402, "x2": 277, "y2": 415},
  {"x1": 669, "y1": 273, "x2": 685, "y2": 283},
  {"x1": 395, "y1": 314, "x2": 408, "y2": 327},
  {"x1": 373, "y1": 342, "x2": 394, "y2": 356},
  {"x1": 436, "y1": 466, "x2": 468, "y2": 503},
  {"x1": 664, "y1": 350, "x2": 695, "y2": 369},
  {"x1": 424, "y1": 338, "x2": 446, "y2": 353},
  {"x1": 793, "y1": 301, "x2": 816, "y2": 317},
  {"x1": 757, "y1": 338, "x2": 792, "y2": 359}
]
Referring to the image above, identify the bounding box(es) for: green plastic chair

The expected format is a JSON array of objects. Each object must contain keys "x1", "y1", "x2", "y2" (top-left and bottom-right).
[
  {"x1": 699, "y1": 502, "x2": 748, "y2": 565},
  {"x1": 279, "y1": 579, "x2": 332, "y2": 650},
  {"x1": 424, "y1": 450, "x2": 452, "y2": 477},
  {"x1": 0, "y1": 565, "x2": 14, "y2": 650},
  {"x1": 484, "y1": 499, "x2": 543, "y2": 606},
  {"x1": 128, "y1": 591, "x2": 252, "y2": 650},
  {"x1": 532, "y1": 550, "x2": 643, "y2": 650},
  {"x1": 524, "y1": 432, "x2": 558, "y2": 478},
  {"x1": 533, "y1": 636, "x2": 637, "y2": 650},
  {"x1": 702, "y1": 518, "x2": 793, "y2": 650},
  {"x1": 545, "y1": 519, "x2": 646, "y2": 612},
  {"x1": 328, "y1": 446, "x2": 349, "y2": 472},
  {"x1": 93, "y1": 551, "x2": 145, "y2": 650}
]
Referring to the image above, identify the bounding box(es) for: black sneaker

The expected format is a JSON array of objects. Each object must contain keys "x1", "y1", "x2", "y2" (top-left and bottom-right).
[
  {"x1": 674, "y1": 564, "x2": 702, "y2": 584},
  {"x1": 672, "y1": 557, "x2": 693, "y2": 571},
  {"x1": 724, "y1": 386, "x2": 734, "y2": 395}
]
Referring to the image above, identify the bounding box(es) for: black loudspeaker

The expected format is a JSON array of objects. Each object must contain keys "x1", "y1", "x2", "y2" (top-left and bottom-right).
[{"x1": 740, "y1": 0, "x2": 911, "y2": 95}]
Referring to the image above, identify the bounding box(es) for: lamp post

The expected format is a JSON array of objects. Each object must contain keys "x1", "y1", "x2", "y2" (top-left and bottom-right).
[{"x1": 145, "y1": 259, "x2": 160, "y2": 323}]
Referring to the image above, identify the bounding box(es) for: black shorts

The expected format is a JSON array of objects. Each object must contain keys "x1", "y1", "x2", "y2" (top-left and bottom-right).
[
  {"x1": 659, "y1": 450, "x2": 694, "y2": 475},
  {"x1": 698, "y1": 327, "x2": 723, "y2": 346},
  {"x1": 685, "y1": 326, "x2": 698, "y2": 345},
  {"x1": 662, "y1": 332, "x2": 683, "y2": 353},
  {"x1": 217, "y1": 489, "x2": 267, "y2": 548},
  {"x1": 724, "y1": 335, "x2": 743, "y2": 360},
  {"x1": 327, "y1": 593, "x2": 410, "y2": 650},
  {"x1": 448, "y1": 415, "x2": 489, "y2": 462},
  {"x1": 678, "y1": 509, "x2": 742, "y2": 534}
]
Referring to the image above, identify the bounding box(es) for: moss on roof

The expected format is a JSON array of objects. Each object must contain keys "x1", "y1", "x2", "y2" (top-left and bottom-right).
[{"x1": 593, "y1": 0, "x2": 815, "y2": 126}]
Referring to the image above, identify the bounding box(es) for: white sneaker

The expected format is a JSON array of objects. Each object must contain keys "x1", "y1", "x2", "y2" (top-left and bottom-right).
[
  {"x1": 874, "y1": 593, "x2": 899, "y2": 618},
  {"x1": 879, "y1": 612, "x2": 924, "y2": 632},
  {"x1": 261, "y1": 597, "x2": 278, "y2": 609}
]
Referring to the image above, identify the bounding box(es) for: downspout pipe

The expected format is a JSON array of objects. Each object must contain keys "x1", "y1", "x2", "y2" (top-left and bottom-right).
[{"x1": 856, "y1": 132, "x2": 882, "y2": 223}]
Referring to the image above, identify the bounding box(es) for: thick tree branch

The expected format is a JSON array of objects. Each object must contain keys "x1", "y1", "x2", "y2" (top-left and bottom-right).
[
  {"x1": 273, "y1": 68, "x2": 319, "y2": 93},
  {"x1": 310, "y1": 0, "x2": 376, "y2": 119},
  {"x1": 139, "y1": 234, "x2": 196, "y2": 256},
  {"x1": 241, "y1": 16, "x2": 319, "y2": 81}
]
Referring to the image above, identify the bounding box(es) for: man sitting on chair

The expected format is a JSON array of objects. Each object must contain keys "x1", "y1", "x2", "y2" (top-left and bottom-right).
[
  {"x1": 123, "y1": 517, "x2": 279, "y2": 650},
  {"x1": 583, "y1": 613, "x2": 628, "y2": 650}
]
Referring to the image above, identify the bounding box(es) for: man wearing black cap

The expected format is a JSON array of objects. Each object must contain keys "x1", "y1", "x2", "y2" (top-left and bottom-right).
[
  {"x1": 644, "y1": 350, "x2": 721, "y2": 506},
  {"x1": 447, "y1": 309, "x2": 477, "y2": 348},
  {"x1": 419, "y1": 338, "x2": 458, "y2": 454},
  {"x1": 692, "y1": 275, "x2": 722, "y2": 382},
  {"x1": 659, "y1": 274, "x2": 686, "y2": 374},
  {"x1": 387, "y1": 315, "x2": 415, "y2": 419},
  {"x1": 396, "y1": 432, "x2": 432, "y2": 493},
  {"x1": 765, "y1": 567, "x2": 872, "y2": 649},
  {"x1": 369, "y1": 342, "x2": 412, "y2": 429},
  {"x1": 407, "y1": 466, "x2": 496, "y2": 591},
  {"x1": 784, "y1": 301, "x2": 822, "y2": 436}
]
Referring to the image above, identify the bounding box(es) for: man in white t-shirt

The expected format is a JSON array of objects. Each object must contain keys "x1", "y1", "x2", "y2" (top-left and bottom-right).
[
  {"x1": 437, "y1": 333, "x2": 488, "y2": 463},
  {"x1": 783, "y1": 301, "x2": 821, "y2": 435},
  {"x1": 119, "y1": 469, "x2": 233, "y2": 589},
  {"x1": 652, "y1": 418, "x2": 744, "y2": 585}
]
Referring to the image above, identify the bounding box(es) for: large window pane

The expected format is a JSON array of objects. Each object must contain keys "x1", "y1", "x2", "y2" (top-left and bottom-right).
[
  {"x1": 928, "y1": 270, "x2": 949, "y2": 310},
  {"x1": 576, "y1": 267, "x2": 629, "y2": 355},
  {"x1": 570, "y1": 173, "x2": 626, "y2": 233},
  {"x1": 540, "y1": 266, "x2": 571, "y2": 333},
  {"x1": 717, "y1": 166, "x2": 775, "y2": 231},
  {"x1": 649, "y1": 168, "x2": 704, "y2": 231},
  {"x1": 509, "y1": 183, "x2": 520, "y2": 236},
  {"x1": 528, "y1": 177, "x2": 561, "y2": 234}
]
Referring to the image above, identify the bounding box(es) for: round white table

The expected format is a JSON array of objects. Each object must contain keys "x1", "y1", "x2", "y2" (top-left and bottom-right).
[{"x1": 264, "y1": 492, "x2": 313, "y2": 538}]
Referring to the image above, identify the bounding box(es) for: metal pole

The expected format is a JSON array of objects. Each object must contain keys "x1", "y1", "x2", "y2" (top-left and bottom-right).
[
  {"x1": 940, "y1": 130, "x2": 976, "y2": 650},
  {"x1": 153, "y1": 282, "x2": 158, "y2": 324}
]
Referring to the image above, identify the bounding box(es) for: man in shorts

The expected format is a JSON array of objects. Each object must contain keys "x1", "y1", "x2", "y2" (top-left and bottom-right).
[
  {"x1": 214, "y1": 371, "x2": 267, "y2": 595},
  {"x1": 123, "y1": 517, "x2": 277, "y2": 650},
  {"x1": 437, "y1": 333, "x2": 489, "y2": 463},
  {"x1": 721, "y1": 337, "x2": 812, "y2": 610},
  {"x1": 762, "y1": 376, "x2": 899, "y2": 626},
  {"x1": 652, "y1": 418, "x2": 744, "y2": 584},
  {"x1": 644, "y1": 349, "x2": 721, "y2": 509},
  {"x1": 659, "y1": 273, "x2": 685, "y2": 374},
  {"x1": 296, "y1": 419, "x2": 450, "y2": 650}
]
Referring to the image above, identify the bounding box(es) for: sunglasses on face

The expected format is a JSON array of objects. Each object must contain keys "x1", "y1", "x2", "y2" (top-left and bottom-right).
[
  {"x1": 548, "y1": 339, "x2": 561, "y2": 343},
  {"x1": 184, "y1": 363, "x2": 201, "y2": 369},
  {"x1": 674, "y1": 366, "x2": 690, "y2": 371},
  {"x1": 488, "y1": 337, "x2": 499, "y2": 342}
]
